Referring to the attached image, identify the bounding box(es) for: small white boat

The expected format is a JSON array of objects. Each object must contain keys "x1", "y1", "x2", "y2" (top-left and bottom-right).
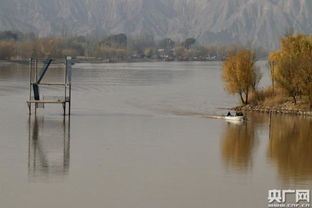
[
  {"x1": 224, "y1": 115, "x2": 245, "y2": 121},
  {"x1": 224, "y1": 111, "x2": 246, "y2": 122}
]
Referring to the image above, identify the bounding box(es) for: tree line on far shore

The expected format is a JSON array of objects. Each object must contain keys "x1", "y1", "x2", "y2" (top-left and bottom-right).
[
  {"x1": 0, "y1": 30, "x2": 267, "y2": 61},
  {"x1": 222, "y1": 34, "x2": 312, "y2": 109}
]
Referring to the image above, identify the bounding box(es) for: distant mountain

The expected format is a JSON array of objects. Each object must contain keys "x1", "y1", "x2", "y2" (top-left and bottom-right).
[{"x1": 0, "y1": 0, "x2": 312, "y2": 49}]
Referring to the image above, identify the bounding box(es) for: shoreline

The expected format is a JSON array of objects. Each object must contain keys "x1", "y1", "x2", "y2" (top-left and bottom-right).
[
  {"x1": 0, "y1": 58, "x2": 219, "y2": 64},
  {"x1": 1, "y1": 58, "x2": 268, "y2": 65},
  {"x1": 233, "y1": 105, "x2": 312, "y2": 117}
]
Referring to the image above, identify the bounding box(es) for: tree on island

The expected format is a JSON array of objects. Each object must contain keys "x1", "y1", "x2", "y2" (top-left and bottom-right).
[{"x1": 222, "y1": 49, "x2": 260, "y2": 105}]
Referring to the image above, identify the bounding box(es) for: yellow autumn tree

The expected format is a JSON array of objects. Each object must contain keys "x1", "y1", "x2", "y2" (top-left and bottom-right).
[
  {"x1": 269, "y1": 34, "x2": 312, "y2": 107},
  {"x1": 222, "y1": 49, "x2": 260, "y2": 105},
  {"x1": 296, "y1": 36, "x2": 312, "y2": 108}
]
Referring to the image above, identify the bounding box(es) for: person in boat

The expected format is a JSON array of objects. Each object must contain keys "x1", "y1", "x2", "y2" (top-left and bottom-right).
[
  {"x1": 235, "y1": 112, "x2": 244, "y2": 116},
  {"x1": 227, "y1": 112, "x2": 232, "y2": 116}
]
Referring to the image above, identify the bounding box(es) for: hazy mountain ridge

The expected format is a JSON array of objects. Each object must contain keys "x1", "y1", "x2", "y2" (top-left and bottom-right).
[{"x1": 0, "y1": 0, "x2": 311, "y2": 49}]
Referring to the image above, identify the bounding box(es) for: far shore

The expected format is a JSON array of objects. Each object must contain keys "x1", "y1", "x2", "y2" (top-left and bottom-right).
[
  {"x1": 0, "y1": 59, "x2": 221, "y2": 68},
  {"x1": 1, "y1": 57, "x2": 269, "y2": 66}
]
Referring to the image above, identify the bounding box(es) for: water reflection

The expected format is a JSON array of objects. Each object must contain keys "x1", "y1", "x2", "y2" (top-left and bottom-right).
[
  {"x1": 221, "y1": 113, "x2": 312, "y2": 181},
  {"x1": 267, "y1": 116, "x2": 312, "y2": 181},
  {"x1": 221, "y1": 121, "x2": 257, "y2": 171},
  {"x1": 220, "y1": 113, "x2": 269, "y2": 171},
  {"x1": 28, "y1": 116, "x2": 70, "y2": 181}
]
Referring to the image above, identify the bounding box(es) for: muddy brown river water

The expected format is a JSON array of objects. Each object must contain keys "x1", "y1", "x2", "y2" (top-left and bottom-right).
[{"x1": 0, "y1": 61, "x2": 311, "y2": 208}]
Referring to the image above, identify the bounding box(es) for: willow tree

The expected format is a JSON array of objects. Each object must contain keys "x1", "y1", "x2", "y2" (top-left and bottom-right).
[
  {"x1": 269, "y1": 34, "x2": 312, "y2": 107},
  {"x1": 222, "y1": 49, "x2": 259, "y2": 105},
  {"x1": 297, "y1": 36, "x2": 312, "y2": 108}
]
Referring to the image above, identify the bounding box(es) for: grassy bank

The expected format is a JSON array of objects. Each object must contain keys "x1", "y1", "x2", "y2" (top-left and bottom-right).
[{"x1": 233, "y1": 87, "x2": 312, "y2": 116}]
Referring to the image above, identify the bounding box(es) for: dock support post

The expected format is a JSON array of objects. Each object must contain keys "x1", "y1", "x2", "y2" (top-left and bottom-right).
[
  {"x1": 66, "y1": 56, "x2": 72, "y2": 116},
  {"x1": 28, "y1": 103, "x2": 31, "y2": 115},
  {"x1": 63, "y1": 103, "x2": 66, "y2": 116},
  {"x1": 29, "y1": 58, "x2": 32, "y2": 115},
  {"x1": 69, "y1": 101, "x2": 71, "y2": 116}
]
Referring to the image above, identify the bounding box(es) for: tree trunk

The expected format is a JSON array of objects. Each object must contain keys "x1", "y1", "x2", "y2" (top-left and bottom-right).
[
  {"x1": 245, "y1": 89, "x2": 249, "y2": 105},
  {"x1": 239, "y1": 92, "x2": 245, "y2": 105},
  {"x1": 292, "y1": 95, "x2": 297, "y2": 104}
]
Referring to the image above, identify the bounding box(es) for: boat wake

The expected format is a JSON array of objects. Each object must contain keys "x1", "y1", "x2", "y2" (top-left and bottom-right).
[{"x1": 129, "y1": 102, "x2": 246, "y2": 122}]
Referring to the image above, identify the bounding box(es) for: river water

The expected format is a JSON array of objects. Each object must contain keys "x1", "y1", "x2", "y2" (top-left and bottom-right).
[{"x1": 0, "y1": 61, "x2": 311, "y2": 208}]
